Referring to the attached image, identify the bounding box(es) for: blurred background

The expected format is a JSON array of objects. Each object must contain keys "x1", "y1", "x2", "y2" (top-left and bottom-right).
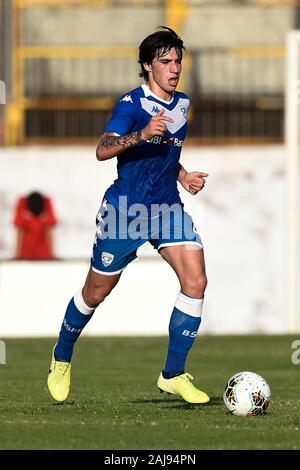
[{"x1": 0, "y1": 0, "x2": 299, "y2": 336}]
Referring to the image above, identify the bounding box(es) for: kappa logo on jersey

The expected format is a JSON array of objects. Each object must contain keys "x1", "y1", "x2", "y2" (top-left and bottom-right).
[
  {"x1": 96, "y1": 224, "x2": 102, "y2": 238},
  {"x1": 101, "y1": 251, "x2": 114, "y2": 267},
  {"x1": 151, "y1": 105, "x2": 160, "y2": 114},
  {"x1": 121, "y1": 94, "x2": 133, "y2": 104}
]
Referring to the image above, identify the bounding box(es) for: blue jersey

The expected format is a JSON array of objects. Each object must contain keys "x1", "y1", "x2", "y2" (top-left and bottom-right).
[{"x1": 103, "y1": 83, "x2": 190, "y2": 211}]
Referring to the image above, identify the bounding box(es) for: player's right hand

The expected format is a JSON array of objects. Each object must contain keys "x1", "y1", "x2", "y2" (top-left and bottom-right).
[{"x1": 141, "y1": 109, "x2": 174, "y2": 142}]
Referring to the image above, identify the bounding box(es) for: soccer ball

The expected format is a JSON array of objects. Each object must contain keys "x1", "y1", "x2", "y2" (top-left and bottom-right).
[{"x1": 223, "y1": 371, "x2": 271, "y2": 416}]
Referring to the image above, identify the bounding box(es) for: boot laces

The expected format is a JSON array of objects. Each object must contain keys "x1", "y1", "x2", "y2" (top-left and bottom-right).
[
  {"x1": 55, "y1": 362, "x2": 70, "y2": 376},
  {"x1": 181, "y1": 373, "x2": 194, "y2": 382}
]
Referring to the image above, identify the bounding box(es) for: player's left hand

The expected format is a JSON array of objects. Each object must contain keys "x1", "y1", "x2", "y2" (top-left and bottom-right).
[{"x1": 181, "y1": 171, "x2": 208, "y2": 195}]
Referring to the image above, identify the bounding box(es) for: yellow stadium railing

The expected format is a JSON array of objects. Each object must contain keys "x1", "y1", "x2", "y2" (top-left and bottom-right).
[
  {"x1": 4, "y1": 0, "x2": 289, "y2": 145},
  {"x1": 5, "y1": 0, "x2": 190, "y2": 145}
]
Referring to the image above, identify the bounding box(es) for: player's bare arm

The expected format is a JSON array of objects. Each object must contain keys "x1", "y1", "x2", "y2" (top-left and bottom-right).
[
  {"x1": 96, "y1": 109, "x2": 174, "y2": 161},
  {"x1": 178, "y1": 163, "x2": 209, "y2": 195},
  {"x1": 96, "y1": 131, "x2": 143, "y2": 161}
]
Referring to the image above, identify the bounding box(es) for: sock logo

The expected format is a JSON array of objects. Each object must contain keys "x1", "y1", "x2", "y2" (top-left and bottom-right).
[
  {"x1": 182, "y1": 330, "x2": 197, "y2": 338},
  {"x1": 101, "y1": 251, "x2": 114, "y2": 267},
  {"x1": 63, "y1": 318, "x2": 82, "y2": 334}
]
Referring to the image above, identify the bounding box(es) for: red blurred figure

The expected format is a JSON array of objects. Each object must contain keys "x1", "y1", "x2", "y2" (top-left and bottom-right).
[{"x1": 13, "y1": 191, "x2": 57, "y2": 260}]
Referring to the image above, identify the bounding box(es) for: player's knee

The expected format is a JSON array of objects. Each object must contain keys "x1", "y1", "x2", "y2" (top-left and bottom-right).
[
  {"x1": 83, "y1": 284, "x2": 113, "y2": 308},
  {"x1": 182, "y1": 274, "x2": 207, "y2": 298}
]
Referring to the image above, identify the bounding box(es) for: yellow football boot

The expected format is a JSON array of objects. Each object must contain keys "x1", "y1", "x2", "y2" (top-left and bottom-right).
[
  {"x1": 47, "y1": 349, "x2": 71, "y2": 402},
  {"x1": 157, "y1": 372, "x2": 210, "y2": 404}
]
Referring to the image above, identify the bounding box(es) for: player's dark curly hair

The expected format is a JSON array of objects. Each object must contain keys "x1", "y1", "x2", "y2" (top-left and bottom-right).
[{"x1": 138, "y1": 26, "x2": 185, "y2": 81}]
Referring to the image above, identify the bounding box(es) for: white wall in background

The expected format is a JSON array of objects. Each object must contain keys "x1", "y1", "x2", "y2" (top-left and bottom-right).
[{"x1": 0, "y1": 146, "x2": 290, "y2": 334}]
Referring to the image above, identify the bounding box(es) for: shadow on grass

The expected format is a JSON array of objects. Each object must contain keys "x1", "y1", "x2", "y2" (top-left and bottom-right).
[
  {"x1": 51, "y1": 400, "x2": 76, "y2": 406},
  {"x1": 169, "y1": 396, "x2": 223, "y2": 409},
  {"x1": 129, "y1": 396, "x2": 223, "y2": 407},
  {"x1": 130, "y1": 398, "x2": 183, "y2": 404}
]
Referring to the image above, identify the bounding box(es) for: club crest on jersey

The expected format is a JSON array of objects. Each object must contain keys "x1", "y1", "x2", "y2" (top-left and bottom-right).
[
  {"x1": 180, "y1": 106, "x2": 187, "y2": 118},
  {"x1": 101, "y1": 252, "x2": 114, "y2": 267}
]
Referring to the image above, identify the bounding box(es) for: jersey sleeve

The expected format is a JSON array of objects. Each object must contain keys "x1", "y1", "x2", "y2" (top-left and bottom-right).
[{"x1": 104, "y1": 94, "x2": 138, "y2": 136}]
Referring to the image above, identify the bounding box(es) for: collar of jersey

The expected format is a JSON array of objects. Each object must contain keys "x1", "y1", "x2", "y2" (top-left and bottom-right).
[{"x1": 141, "y1": 83, "x2": 174, "y2": 105}]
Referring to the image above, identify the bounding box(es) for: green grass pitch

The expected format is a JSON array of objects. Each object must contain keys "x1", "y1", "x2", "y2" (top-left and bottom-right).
[{"x1": 0, "y1": 335, "x2": 299, "y2": 450}]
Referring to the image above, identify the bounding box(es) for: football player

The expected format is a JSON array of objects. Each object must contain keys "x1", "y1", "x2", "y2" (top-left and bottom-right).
[{"x1": 48, "y1": 26, "x2": 209, "y2": 405}]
